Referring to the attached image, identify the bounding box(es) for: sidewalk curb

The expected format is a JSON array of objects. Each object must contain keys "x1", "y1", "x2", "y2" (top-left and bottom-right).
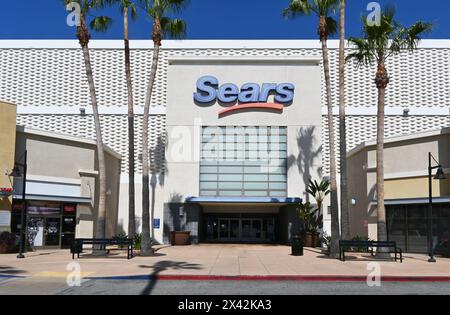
[{"x1": 84, "y1": 275, "x2": 450, "y2": 282}]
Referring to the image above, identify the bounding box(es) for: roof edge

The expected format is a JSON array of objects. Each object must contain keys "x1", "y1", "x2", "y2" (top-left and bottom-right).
[
  {"x1": 16, "y1": 126, "x2": 122, "y2": 160},
  {"x1": 347, "y1": 127, "x2": 450, "y2": 158},
  {"x1": 1, "y1": 39, "x2": 450, "y2": 49}
]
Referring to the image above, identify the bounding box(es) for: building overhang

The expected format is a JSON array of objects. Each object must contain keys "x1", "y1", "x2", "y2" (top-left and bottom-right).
[
  {"x1": 371, "y1": 197, "x2": 450, "y2": 206},
  {"x1": 185, "y1": 196, "x2": 302, "y2": 205},
  {"x1": 13, "y1": 194, "x2": 91, "y2": 204}
]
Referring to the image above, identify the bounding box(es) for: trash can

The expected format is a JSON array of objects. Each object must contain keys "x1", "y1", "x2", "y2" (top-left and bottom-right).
[{"x1": 291, "y1": 235, "x2": 304, "y2": 256}]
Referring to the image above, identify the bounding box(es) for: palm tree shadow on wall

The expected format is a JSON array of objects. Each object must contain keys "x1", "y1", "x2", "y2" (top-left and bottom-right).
[
  {"x1": 287, "y1": 127, "x2": 322, "y2": 203},
  {"x1": 139, "y1": 260, "x2": 201, "y2": 295},
  {"x1": 150, "y1": 135, "x2": 167, "y2": 243}
]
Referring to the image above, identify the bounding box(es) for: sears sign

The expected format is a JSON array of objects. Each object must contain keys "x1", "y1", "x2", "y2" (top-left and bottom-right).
[{"x1": 193, "y1": 76, "x2": 295, "y2": 115}]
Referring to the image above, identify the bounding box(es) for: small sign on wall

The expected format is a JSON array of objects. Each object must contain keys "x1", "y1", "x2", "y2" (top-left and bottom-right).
[
  {"x1": 153, "y1": 218, "x2": 161, "y2": 229},
  {"x1": 0, "y1": 211, "x2": 11, "y2": 227}
]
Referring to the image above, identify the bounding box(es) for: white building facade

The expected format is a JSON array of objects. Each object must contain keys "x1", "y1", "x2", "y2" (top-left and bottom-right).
[{"x1": 0, "y1": 40, "x2": 449, "y2": 244}]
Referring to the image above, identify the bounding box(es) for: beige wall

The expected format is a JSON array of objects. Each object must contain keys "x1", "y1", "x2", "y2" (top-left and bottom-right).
[
  {"x1": 15, "y1": 130, "x2": 121, "y2": 239},
  {"x1": 0, "y1": 101, "x2": 16, "y2": 232},
  {"x1": 385, "y1": 177, "x2": 450, "y2": 199},
  {"x1": 348, "y1": 129, "x2": 450, "y2": 241}
]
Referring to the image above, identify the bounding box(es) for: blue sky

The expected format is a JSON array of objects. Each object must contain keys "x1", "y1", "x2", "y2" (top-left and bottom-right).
[{"x1": 2, "y1": 0, "x2": 449, "y2": 39}]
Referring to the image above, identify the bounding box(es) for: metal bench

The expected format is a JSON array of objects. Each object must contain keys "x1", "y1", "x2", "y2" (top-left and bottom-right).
[
  {"x1": 71, "y1": 238, "x2": 134, "y2": 260},
  {"x1": 339, "y1": 240, "x2": 403, "y2": 263}
]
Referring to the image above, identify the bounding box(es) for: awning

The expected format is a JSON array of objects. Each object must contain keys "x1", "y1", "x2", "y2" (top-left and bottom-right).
[
  {"x1": 185, "y1": 196, "x2": 302, "y2": 204},
  {"x1": 13, "y1": 194, "x2": 92, "y2": 204},
  {"x1": 372, "y1": 197, "x2": 450, "y2": 206}
]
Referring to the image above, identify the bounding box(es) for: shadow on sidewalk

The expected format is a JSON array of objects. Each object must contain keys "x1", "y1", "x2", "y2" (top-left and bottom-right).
[
  {"x1": 0, "y1": 265, "x2": 27, "y2": 276},
  {"x1": 139, "y1": 261, "x2": 201, "y2": 295}
]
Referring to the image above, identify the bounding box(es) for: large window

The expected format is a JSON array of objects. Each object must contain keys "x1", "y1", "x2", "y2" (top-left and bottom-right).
[
  {"x1": 387, "y1": 203, "x2": 450, "y2": 253},
  {"x1": 200, "y1": 126, "x2": 287, "y2": 197}
]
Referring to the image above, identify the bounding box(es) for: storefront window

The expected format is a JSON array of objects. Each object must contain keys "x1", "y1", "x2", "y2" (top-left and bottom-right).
[
  {"x1": 387, "y1": 203, "x2": 450, "y2": 254},
  {"x1": 11, "y1": 200, "x2": 77, "y2": 249}
]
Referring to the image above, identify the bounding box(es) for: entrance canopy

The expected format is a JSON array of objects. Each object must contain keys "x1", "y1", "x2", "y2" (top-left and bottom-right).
[{"x1": 185, "y1": 196, "x2": 302, "y2": 204}]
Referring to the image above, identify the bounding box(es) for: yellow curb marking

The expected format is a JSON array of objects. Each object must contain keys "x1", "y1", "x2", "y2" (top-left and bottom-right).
[{"x1": 34, "y1": 271, "x2": 94, "y2": 278}]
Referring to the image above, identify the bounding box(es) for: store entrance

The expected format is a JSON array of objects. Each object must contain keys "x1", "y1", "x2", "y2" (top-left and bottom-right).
[
  {"x1": 12, "y1": 201, "x2": 77, "y2": 249},
  {"x1": 27, "y1": 216, "x2": 61, "y2": 248},
  {"x1": 205, "y1": 214, "x2": 277, "y2": 243}
]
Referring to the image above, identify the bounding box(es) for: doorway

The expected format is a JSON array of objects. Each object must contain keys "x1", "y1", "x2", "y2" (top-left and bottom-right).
[
  {"x1": 204, "y1": 214, "x2": 277, "y2": 243},
  {"x1": 27, "y1": 216, "x2": 61, "y2": 248}
]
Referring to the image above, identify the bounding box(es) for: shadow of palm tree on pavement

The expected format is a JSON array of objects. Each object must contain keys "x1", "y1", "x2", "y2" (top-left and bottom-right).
[{"x1": 139, "y1": 261, "x2": 201, "y2": 295}]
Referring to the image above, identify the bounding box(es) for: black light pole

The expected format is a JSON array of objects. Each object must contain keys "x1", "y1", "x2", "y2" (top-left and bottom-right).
[
  {"x1": 9, "y1": 150, "x2": 27, "y2": 259},
  {"x1": 428, "y1": 152, "x2": 447, "y2": 263}
]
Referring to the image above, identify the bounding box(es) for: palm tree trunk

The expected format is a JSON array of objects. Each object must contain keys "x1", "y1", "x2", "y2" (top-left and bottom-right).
[
  {"x1": 321, "y1": 38, "x2": 341, "y2": 258},
  {"x1": 141, "y1": 28, "x2": 161, "y2": 256},
  {"x1": 338, "y1": 0, "x2": 351, "y2": 240},
  {"x1": 80, "y1": 42, "x2": 107, "y2": 243},
  {"x1": 124, "y1": 6, "x2": 136, "y2": 239},
  {"x1": 376, "y1": 86, "x2": 388, "y2": 248}
]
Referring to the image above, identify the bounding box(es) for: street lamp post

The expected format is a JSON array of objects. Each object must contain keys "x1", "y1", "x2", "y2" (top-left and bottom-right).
[
  {"x1": 427, "y1": 152, "x2": 447, "y2": 263},
  {"x1": 9, "y1": 150, "x2": 27, "y2": 259}
]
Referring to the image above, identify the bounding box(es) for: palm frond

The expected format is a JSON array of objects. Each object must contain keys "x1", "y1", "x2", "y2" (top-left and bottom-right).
[
  {"x1": 160, "y1": 17, "x2": 187, "y2": 39},
  {"x1": 90, "y1": 15, "x2": 113, "y2": 32},
  {"x1": 326, "y1": 16, "x2": 338, "y2": 36},
  {"x1": 283, "y1": 0, "x2": 311, "y2": 19}
]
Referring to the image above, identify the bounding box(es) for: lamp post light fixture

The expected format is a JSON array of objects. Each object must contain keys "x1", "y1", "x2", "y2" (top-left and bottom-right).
[
  {"x1": 427, "y1": 152, "x2": 447, "y2": 263},
  {"x1": 8, "y1": 150, "x2": 28, "y2": 259}
]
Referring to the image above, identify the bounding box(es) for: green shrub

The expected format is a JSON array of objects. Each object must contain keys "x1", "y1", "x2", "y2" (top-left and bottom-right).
[
  {"x1": 133, "y1": 233, "x2": 142, "y2": 250},
  {"x1": 112, "y1": 233, "x2": 129, "y2": 249},
  {"x1": 346, "y1": 235, "x2": 374, "y2": 252}
]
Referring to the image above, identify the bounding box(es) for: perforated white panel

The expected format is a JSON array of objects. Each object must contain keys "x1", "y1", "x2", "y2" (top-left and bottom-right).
[{"x1": 2, "y1": 43, "x2": 449, "y2": 176}]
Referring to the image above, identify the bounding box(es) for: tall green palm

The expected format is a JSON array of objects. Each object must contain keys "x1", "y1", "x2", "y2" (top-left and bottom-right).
[
  {"x1": 338, "y1": 0, "x2": 350, "y2": 240},
  {"x1": 140, "y1": 0, "x2": 188, "y2": 256},
  {"x1": 64, "y1": 0, "x2": 112, "y2": 244},
  {"x1": 284, "y1": 0, "x2": 341, "y2": 258},
  {"x1": 111, "y1": 0, "x2": 138, "y2": 239},
  {"x1": 347, "y1": 7, "x2": 431, "y2": 253}
]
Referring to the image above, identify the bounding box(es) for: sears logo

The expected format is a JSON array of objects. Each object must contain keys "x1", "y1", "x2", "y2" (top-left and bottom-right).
[{"x1": 193, "y1": 75, "x2": 295, "y2": 116}]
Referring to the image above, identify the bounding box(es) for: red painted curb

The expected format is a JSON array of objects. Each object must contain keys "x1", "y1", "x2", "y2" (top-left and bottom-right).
[{"x1": 154, "y1": 275, "x2": 450, "y2": 282}]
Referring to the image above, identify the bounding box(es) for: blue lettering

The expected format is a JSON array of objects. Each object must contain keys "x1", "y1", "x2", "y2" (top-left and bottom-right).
[
  {"x1": 274, "y1": 83, "x2": 295, "y2": 103},
  {"x1": 259, "y1": 83, "x2": 278, "y2": 102},
  {"x1": 218, "y1": 83, "x2": 239, "y2": 103},
  {"x1": 194, "y1": 76, "x2": 295, "y2": 105},
  {"x1": 194, "y1": 76, "x2": 218, "y2": 103},
  {"x1": 238, "y1": 83, "x2": 260, "y2": 103}
]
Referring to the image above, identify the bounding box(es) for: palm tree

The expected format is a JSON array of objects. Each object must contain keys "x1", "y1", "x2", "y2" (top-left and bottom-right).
[
  {"x1": 347, "y1": 7, "x2": 431, "y2": 253},
  {"x1": 284, "y1": 0, "x2": 341, "y2": 258},
  {"x1": 111, "y1": 0, "x2": 138, "y2": 239},
  {"x1": 338, "y1": 0, "x2": 350, "y2": 240},
  {"x1": 140, "y1": 0, "x2": 188, "y2": 256},
  {"x1": 64, "y1": 0, "x2": 112, "y2": 244}
]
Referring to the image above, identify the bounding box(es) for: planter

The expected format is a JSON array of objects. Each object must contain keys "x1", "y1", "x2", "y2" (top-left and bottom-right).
[
  {"x1": 170, "y1": 231, "x2": 191, "y2": 246},
  {"x1": 312, "y1": 233, "x2": 320, "y2": 248},
  {"x1": 302, "y1": 233, "x2": 315, "y2": 248},
  {"x1": 0, "y1": 243, "x2": 14, "y2": 254}
]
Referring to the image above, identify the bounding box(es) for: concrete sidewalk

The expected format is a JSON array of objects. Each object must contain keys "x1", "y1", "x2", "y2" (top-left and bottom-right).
[{"x1": 1, "y1": 244, "x2": 450, "y2": 279}]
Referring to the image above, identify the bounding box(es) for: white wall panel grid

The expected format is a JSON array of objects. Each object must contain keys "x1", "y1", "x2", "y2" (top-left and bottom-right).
[{"x1": 2, "y1": 43, "x2": 450, "y2": 176}]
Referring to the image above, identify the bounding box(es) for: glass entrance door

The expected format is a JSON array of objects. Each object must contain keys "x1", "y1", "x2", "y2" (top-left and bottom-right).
[
  {"x1": 27, "y1": 216, "x2": 61, "y2": 248},
  {"x1": 241, "y1": 219, "x2": 263, "y2": 242},
  {"x1": 219, "y1": 219, "x2": 240, "y2": 241},
  {"x1": 203, "y1": 214, "x2": 277, "y2": 243},
  {"x1": 45, "y1": 217, "x2": 61, "y2": 247}
]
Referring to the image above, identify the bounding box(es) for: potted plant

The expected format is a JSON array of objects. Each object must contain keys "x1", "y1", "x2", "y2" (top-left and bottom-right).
[
  {"x1": 306, "y1": 179, "x2": 330, "y2": 247},
  {"x1": 0, "y1": 232, "x2": 17, "y2": 254},
  {"x1": 297, "y1": 202, "x2": 318, "y2": 247}
]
